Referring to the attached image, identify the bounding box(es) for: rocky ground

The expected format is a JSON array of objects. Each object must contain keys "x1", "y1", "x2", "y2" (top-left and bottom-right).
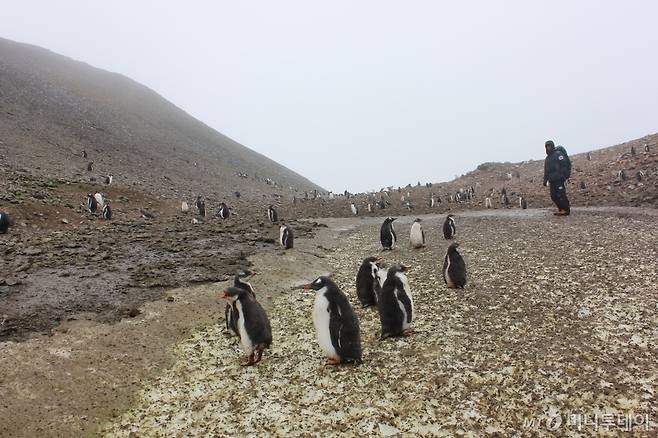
[{"x1": 74, "y1": 208, "x2": 656, "y2": 437}]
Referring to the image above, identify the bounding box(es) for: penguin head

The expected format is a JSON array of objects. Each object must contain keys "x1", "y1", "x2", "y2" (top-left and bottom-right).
[
  {"x1": 303, "y1": 276, "x2": 334, "y2": 291},
  {"x1": 447, "y1": 242, "x2": 460, "y2": 253},
  {"x1": 385, "y1": 217, "x2": 397, "y2": 223},
  {"x1": 222, "y1": 286, "x2": 247, "y2": 302},
  {"x1": 414, "y1": 218, "x2": 422, "y2": 223},
  {"x1": 387, "y1": 263, "x2": 410, "y2": 278},
  {"x1": 236, "y1": 269, "x2": 255, "y2": 280}
]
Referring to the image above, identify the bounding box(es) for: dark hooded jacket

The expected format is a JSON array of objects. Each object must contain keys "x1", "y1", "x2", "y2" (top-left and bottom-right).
[{"x1": 544, "y1": 148, "x2": 569, "y2": 185}]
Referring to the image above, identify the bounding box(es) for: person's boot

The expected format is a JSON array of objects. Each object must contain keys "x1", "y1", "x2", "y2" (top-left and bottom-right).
[{"x1": 554, "y1": 209, "x2": 568, "y2": 216}]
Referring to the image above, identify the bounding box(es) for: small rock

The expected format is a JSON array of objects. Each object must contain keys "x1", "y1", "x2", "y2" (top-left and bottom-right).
[{"x1": 61, "y1": 218, "x2": 69, "y2": 224}]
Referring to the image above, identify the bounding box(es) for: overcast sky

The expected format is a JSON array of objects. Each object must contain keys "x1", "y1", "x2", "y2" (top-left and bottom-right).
[{"x1": 4, "y1": 1, "x2": 657, "y2": 192}]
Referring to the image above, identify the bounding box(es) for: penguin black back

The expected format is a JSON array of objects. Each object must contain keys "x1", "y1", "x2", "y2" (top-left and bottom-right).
[
  {"x1": 87, "y1": 193, "x2": 98, "y2": 213},
  {"x1": 0, "y1": 211, "x2": 12, "y2": 234},
  {"x1": 443, "y1": 242, "x2": 467, "y2": 289},
  {"x1": 196, "y1": 196, "x2": 206, "y2": 217},
  {"x1": 378, "y1": 264, "x2": 413, "y2": 339},
  {"x1": 217, "y1": 202, "x2": 230, "y2": 219},
  {"x1": 443, "y1": 214, "x2": 456, "y2": 239},
  {"x1": 223, "y1": 287, "x2": 272, "y2": 365},
  {"x1": 380, "y1": 217, "x2": 397, "y2": 250},
  {"x1": 280, "y1": 224, "x2": 294, "y2": 249},
  {"x1": 355, "y1": 256, "x2": 380, "y2": 308},
  {"x1": 102, "y1": 204, "x2": 113, "y2": 220}
]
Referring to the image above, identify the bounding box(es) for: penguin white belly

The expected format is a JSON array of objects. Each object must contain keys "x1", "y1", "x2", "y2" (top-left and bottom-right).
[
  {"x1": 395, "y1": 273, "x2": 414, "y2": 329},
  {"x1": 279, "y1": 227, "x2": 285, "y2": 246},
  {"x1": 410, "y1": 224, "x2": 423, "y2": 247},
  {"x1": 94, "y1": 193, "x2": 104, "y2": 209},
  {"x1": 313, "y1": 290, "x2": 338, "y2": 359},
  {"x1": 444, "y1": 256, "x2": 455, "y2": 288},
  {"x1": 235, "y1": 301, "x2": 254, "y2": 355}
]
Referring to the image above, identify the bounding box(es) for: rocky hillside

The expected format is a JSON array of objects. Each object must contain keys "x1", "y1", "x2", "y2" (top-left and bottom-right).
[{"x1": 0, "y1": 37, "x2": 323, "y2": 201}]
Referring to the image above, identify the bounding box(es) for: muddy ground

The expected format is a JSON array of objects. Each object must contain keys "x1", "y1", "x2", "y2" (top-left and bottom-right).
[{"x1": 1, "y1": 207, "x2": 656, "y2": 436}]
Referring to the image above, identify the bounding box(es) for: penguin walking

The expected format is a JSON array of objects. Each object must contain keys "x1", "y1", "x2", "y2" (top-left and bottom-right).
[
  {"x1": 443, "y1": 242, "x2": 467, "y2": 289},
  {"x1": 222, "y1": 286, "x2": 272, "y2": 366},
  {"x1": 520, "y1": 197, "x2": 527, "y2": 209},
  {"x1": 301, "y1": 276, "x2": 362, "y2": 365},
  {"x1": 87, "y1": 193, "x2": 98, "y2": 213},
  {"x1": 442, "y1": 214, "x2": 456, "y2": 239},
  {"x1": 380, "y1": 217, "x2": 397, "y2": 250},
  {"x1": 94, "y1": 192, "x2": 105, "y2": 210},
  {"x1": 409, "y1": 218, "x2": 425, "y2": 249},
  {"x1": 217, "y1": 202, "x2": 230, "y2": 219},
  {"x1": 102, "y1": 203, "x2": 112, "y2": 220},
  {"x1": 485, "y1": 197, "x2": 492, "y2": 209},
  {"x1": 355, "y1": 256, "x2": 382, "y2": 308},
  {"x1": 181, "y1": 201, "x2": 189, "y2": 213},
  {"x1": 350, "y1": 202, "x2": 358, "y2": 216},
  {"x1": 378, "y1": 264, "x2": 414, "y2": 339},
  {"x1": 280, "y1": 224, "x2": 294, "y2": 249},
  {"x1": 267, "y1": 205, "x2": 278, "y2": 223},
  {"x1": 196, "y1": 196, "x2": 206, "y2": 217},
  {"x1": 226, "y1": 270, "x2": 257, "y2": 337},
  {"x1": 0, "y1": 211, "x2": 12, "y2": 234}
]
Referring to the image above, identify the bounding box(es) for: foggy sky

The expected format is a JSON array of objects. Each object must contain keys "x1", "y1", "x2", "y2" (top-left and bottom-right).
[{"x1": 4, "y1": 1, "x2": 658, "y2": 193}]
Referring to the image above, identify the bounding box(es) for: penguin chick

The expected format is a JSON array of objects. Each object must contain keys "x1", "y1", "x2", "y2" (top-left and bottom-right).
[{"x1": 410, "y1": 218, "x2": 425, "y2": 248}]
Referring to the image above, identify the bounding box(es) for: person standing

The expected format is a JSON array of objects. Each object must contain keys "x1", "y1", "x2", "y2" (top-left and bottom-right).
[{"x1": 543, "y1": 140, "x2": 570, "y2": 216}]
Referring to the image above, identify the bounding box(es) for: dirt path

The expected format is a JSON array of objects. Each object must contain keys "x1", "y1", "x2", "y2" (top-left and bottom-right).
[{"x1": 2, "y1": 207, "x2": 657, "y2": 436}]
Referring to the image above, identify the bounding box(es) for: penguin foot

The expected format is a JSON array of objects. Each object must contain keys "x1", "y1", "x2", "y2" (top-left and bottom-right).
[
  {"x1": 402, "y1": 328, "x2": 413, "y2": 337},
  {"x1": 240, "y1": 354, "x2": 256, "y2": 366},
  {"x1": 325, "y1": 357, "x2": 341, "y2": 365}
]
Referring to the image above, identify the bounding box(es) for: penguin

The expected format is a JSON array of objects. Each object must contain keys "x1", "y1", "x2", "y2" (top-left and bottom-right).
[
  {"x1": 104, "y1": 175, "x2": 113, "y2": 185},
  {"x1": 226, "y1": 270, "x2": 257, "y2": 336},
  {"x1": 429, "y1": 195, "x2": 435, "y2": 208},
  {"x1": 380, "y1": 217, "x2": 397, "y2": 250},
  {"x1": 140, "y1": 209, "x2": 155, "y2": 220},
  {"x1": 618, "y1": 170, "x2": 627, "y2": 181},
  {"x1": 631, "y1": 145, "x2": 636, "y2": 156},
  {"x1": 196, "y1": 196, "x2": 206, "y2": 217},
  {"x1": 222, "y1": 286, "x2": 272, "y2": 366},
  {"x1": 0, "y1": 211, "x2": 11, "y2": 234},
  {"x1": 645, "y1": 143, "x2": 650, "y2": 153},
  {"x1": 501, "y1": 193, "x2": 510, "y2": 208},
  {"x1": 234, "y1": 191, "x2": 241, "y2": 199},
  {"x1": 485, "y1": 197, "x2": 492, "y2": 209},
  {"x1": 442, "y1": 214, "x2": 456, "y2": 240},
  {"x1": 367, "y1": 203, "x2": 373, "y2": 213},
  {"x1": 636, "y1": 171, "x2": 644, "y2": 182},
  {"x1": 279, "y1": 224, "x2": 294, "y2": 249},
  {"x1": 102, "y1": 203, "x2": 112, "y2": 220},
  {"x1": 350, "y1": 202, "x2": 358, "y2": 216},
  {"x1": 587, "y1": 151, "x2": 592, "y2": 161},
  {"x1": 181, "y1": 201, "x2": 189, "y2": 213},
  {"x1": 217, "y1": 202, "x2": 230, "y2": 219},
  {"x1": 443, "y1": 242, "x2": 467, "y2": 289},
  {"x1": 520, "y1": 197, "x2": 527, "y2": 210},
  {"x1": 87, "y1": 193, "x2": 98, "y2": 213},
  {"x1": 87, "y1": 162, "x2": 93, "y2": 172},
  {"x1": 267, "y1": 205, "x2": 278, "y2": 223},
  {"x1": 378, "y1": 264, "x2": 414, "y2": 339},
  {"x1": 409, "y1": 218, "x2": 425, "y2": 249},
  {"x1": 355, "y1": 256, "x2": 382, "y2": 308},
  {"x1": 301, "y1": 276, "x2": 362, "y2": 365},
  {"x1": 94, "y1": 192, "x2": 105, "y2": 210},
  {"x1": 82, "y1": 150, "x2": 88, "y2": 159}
]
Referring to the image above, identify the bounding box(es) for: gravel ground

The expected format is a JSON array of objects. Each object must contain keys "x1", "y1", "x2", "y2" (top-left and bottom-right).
[{"x1": 101, "y1": 208, "x2": 658, "y2": 437}]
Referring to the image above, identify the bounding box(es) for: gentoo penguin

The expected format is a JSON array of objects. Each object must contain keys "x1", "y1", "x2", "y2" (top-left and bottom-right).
[
  {"x1": 279, "y1": 224, "x2": 294, "y2": 249},
  {"x1": 82, "y1": 150, "x2": 88, "y2": 159},
  {"x1": 409, "y1": 218, "x2": 425, "y2": 249},
  {"x1": 485, "y1": 197, "x2": 492, "y2": 209},
  {"x1": 580, "y1": 181, "x2": 586, "y2": 189},
  {"x1": 267, "y1": 205, "x2": 278, "y2": 223},
  {"x1": 104, "y1": 175, "x2": 113, "y2": 185},
  {"x1": 429, "y1": 195, "x2": 435, "y2": 208},
  {"x1": 378, "y1": 264, "x2": 414, "y2": 339},
  {"x1": 367, "y1": 203, "x2": 373, "y2": 213},
  {"x1": 0, "y1": 211, "x2": 11, "y2": 234},
  {"x1": 520, "y1": 197, "x2": 527, "y2": 210},
  {"x1": 618, "y1": 170, "x2": 627, "y2": 181},
  {"x1": 222, "y1": 286, "x2": 272, "y2": 366},
  {"x1": 87, "y1": 193, "x2": 98, "y2": 213},
  {"x1": 637, "y1": 171, "x2": 644, "y2": 182},
  {"x1": 380, "y1": 217, "x2": 397, "y2": 250},
  {"x1": 302, "y1": 276, "x2": 362, "y2": 365},
  {"x1": 355, "y1": 256, "x2": 382, "y2": 307},
  {"x1": 350, "y1": 202, "x2": 358, "y2": 216},
  {"x1": 443, "y1": 242, "x2": 467, "y2": 289},
  {"x1": 587, "y1": 151, "x2": 592, "y2": 161},
  {"x1": 501, "y1": 193, "x2": 510, "y2": 208},
  {"x1": 226, "y1": 270, "x2": 257, "y2": 337},
  {"x1": 94, "y1": 192, "x2": 105, "y2": 209},
  {"x1": 140, "y1": 209, "x2": 155, "y2": 220},
  {"x1": 631, "y1": 145, "x2": 636, "y2": 155},
  {"x1": 87, "y1": 162, "x2": 93, "y2": 172},
  {"x1": 102, "y1": 203, "x2": 112, "y2": 220},
  {"x1": 442, "y1": 214, "x2": 456, "y2": 239},
  {"x1": 181, "y1": 201, "x2": 189, "y2": 213},
  {"x1": 217, "y1": 202, "x2": 230, "y2": 219},
  {"x1": 645, "y1": 143, "x2": 650, "y2": 153},
  {"x1": 196, "y1": 196, "x2": 206, "y2": 217}
]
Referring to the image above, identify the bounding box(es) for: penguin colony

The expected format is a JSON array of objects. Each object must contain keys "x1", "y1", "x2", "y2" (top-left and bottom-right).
[{"x1": 219, "y1": 214, "x2": 468, "y2": 366}]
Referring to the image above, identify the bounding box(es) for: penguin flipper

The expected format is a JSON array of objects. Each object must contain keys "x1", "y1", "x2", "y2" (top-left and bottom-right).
[{"x1": 397, "y1": 288, "x2": 413, "y2": 324}]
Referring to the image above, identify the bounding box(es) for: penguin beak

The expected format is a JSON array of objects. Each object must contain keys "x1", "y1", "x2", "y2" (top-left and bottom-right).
[
  {"x1": 402, "y1": 265, "x2": 411, "y2": 272},
  {"x1": 221, "y1": 291, "x2": 230, "y2": 299}
]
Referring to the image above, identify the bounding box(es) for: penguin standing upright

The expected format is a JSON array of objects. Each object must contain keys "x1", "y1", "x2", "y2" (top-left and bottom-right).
[
  {"x1": 443, "y1": 242, "x2": 467, "y2": 289},
  {"x1": 355, "y1": 256, "x2": 382, "y2": 307},
  {"x1": 196, "y1": 196, "x2": 206, "y2": 217},
  {"x1": 0, "y1": 211, "x2": 12, "y2": 234},
  {"x1": 409, "y1": 218, "x2": 425, "y2": 249},
  {"x1": 87, "y1": 162, "x2": 93, "y2": 172},
  {"x1": 181, "y1": 201, "x2": 189, "y2": 213},
  {"x1": 94, "y1": 192, "x2": 105, "y2": 210},
  {"x1": 104, "y1": 175, "x2": 113, "y2": 185},
  {"x1": 102, "y1": 203, "x2": 112, "y2": 220},
  {"x1": 580, "y1": 181, "x2": 587, "y2": 189},
  {"x1": 226, "y1": 270, "x2": 257, "y2": 337},
  {"x1": 217, "y1": 202, "x2": 230, "y2": 219},
  {"x1": 520, "y1": 197, "x2": 527, "y2": 209},
  {"x1": 587, "y1": 151, "x2": 592, "y2": 161},
  {"x1": 442, "y1": 214, "x2": 456, "y2": 239},
  {"x1": 378, "y1": 264, "x2": 414, "y2": 339},
  {"x1": 279, "y1": 224, "x2": 294, "y2": 249},
  {"x1": 222, "y1": 286, "x2": 272, "y2": 366},
  {"x1": 267, "y1": 205, "x2": 278, "y2": 223},
  {"x1": 367, "y1": 203, "x2": 372, "y2": 213},
  {"x1": 350, "y1": 202, "x2": 358, "y2": 216},
  {"x1": 645, "y1": 143, "x2": 650, "y2": 153},
  {"x1": 485, "y1": 197, "x2": 492, "y2": 209},
  {"x1": 302, "y1": 276, "x2": 362, "y2": 365},
  {"x1": 501, "y1": 193, "x2": 510, "y2": 208},
  {"x1": 380, "y1": 217, "x2": 397, "y2": 250},
  {"x1": 87, "y1": 193, "x2": 98, "y2": 213}
]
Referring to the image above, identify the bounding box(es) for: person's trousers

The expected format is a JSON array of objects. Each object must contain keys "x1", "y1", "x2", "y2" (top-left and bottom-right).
[{"x1": 549, "y1": 181, "x2": 570, "y2": 213}]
